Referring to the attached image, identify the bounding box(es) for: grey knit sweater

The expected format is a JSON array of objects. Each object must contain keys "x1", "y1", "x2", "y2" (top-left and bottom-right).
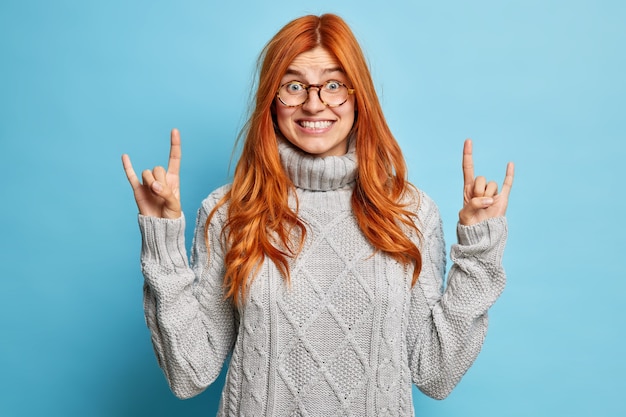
[{"x1": 138, "y1": 140, "x2": 508, "y2": 416}]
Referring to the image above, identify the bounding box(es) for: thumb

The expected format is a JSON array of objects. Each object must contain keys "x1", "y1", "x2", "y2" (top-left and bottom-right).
[
  {"x1": 151, "y1": 179, "x2": 177, "y2": 205},
  {"x1": 149, "y1": 166, "x2": 172, "y2": 198},
  {"x1": 151, "y1": 181, "x2": 164, "y2": 194},
  {"x1": 468, "y1": 196, "x2": 494, "y2": 209},
  {"x1": 152, "y1": 181, "x2": 182, "y2": 219}
]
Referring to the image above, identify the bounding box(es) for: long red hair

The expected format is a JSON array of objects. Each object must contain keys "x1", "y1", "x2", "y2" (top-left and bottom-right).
[{"x1": 207, "y1": 14, "x2": 422, "y2": 305}]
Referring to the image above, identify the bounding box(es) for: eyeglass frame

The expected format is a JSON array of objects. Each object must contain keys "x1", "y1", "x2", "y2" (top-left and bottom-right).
[{"x1": 276, "y1": 80, "x2": 355, "y2": 108}]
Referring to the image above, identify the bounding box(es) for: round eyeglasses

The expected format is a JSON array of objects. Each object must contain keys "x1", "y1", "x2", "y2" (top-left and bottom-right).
[{"x1": 276, "y1": 80, "x2": 355, "y2": 108}]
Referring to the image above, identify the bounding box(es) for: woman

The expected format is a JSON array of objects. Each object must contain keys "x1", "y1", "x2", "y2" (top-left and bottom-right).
[{"x1": 122, "y1": 13, "x2": 514, "y2": 416}]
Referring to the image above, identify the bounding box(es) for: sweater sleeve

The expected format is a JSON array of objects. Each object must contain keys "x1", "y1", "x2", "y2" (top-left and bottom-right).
[
  {"x1": 139, "y1": 187, "x2": 236, "y2": 399},
  {"x1": 407, "y1": 192, "x2": 507, "y2": 399}
]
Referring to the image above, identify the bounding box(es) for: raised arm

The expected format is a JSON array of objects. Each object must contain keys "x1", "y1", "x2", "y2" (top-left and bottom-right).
[{"x1": 408, "y1": 140, "x2": 513, "y2": 399}]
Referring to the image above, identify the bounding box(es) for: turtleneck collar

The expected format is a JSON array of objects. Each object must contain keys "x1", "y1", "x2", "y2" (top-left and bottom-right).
[{"x1": 278, "y1": 136, "x2": 357, "y2": 191}]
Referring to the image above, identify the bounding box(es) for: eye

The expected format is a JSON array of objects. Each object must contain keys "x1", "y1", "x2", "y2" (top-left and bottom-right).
[
  {"x1": 324, "y1": 81, "x2": 342, "y2": 91},
  {"x1": 285, "y1": 82, "x2": 305, "y2": 93}
]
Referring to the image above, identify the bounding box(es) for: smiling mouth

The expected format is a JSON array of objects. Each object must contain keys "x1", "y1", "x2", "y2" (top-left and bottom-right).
[{"x1": 298, "y1": 120, "x2": 333, "y2": 129}]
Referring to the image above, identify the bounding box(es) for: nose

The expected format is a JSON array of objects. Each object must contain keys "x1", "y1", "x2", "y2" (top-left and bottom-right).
[{"x1": 301, "y1": 86, "x2": 325, "y2": 113}]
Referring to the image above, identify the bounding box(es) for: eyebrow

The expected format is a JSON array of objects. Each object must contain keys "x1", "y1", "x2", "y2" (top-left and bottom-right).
[{"x1": 283, "y1": 67, "x2": 345, "y2": 77}]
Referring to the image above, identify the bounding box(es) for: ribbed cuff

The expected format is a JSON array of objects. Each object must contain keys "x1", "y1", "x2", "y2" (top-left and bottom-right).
[
  {"x1": 456, "y1": 217, "x2": 508, "y2": 246},
  {"x1": 138, "y1": 214, "x2": 188, "y2": 269}
]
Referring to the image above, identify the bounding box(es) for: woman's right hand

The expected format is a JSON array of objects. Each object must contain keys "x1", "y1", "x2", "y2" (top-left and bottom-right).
[{"x1": 122, "y1": 129, "x2": 182, "y2": 219}]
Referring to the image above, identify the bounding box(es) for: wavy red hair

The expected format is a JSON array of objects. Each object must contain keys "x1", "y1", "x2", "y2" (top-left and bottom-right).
[{"x1": 207, "y1": 14, "x2": 422, "y2": 306}]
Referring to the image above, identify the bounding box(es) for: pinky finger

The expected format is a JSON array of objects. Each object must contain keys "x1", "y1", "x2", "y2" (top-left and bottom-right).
[
  {"x1": 501, "y1": 162, "x2": 515, "y2": 197},
  {"x1": 122, "y1": 154, "x2": 141, "y2": 189}
]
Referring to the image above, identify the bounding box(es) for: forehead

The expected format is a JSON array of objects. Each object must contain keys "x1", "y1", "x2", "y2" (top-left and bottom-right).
[{"x1": 285, "y1": 47, "x2": 342, "y2": 76}]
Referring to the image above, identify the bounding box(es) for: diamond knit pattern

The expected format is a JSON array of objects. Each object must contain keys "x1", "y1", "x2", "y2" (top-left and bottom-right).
[{"x1": 276, "y1": 208, "x2": 374, "y2": 416}]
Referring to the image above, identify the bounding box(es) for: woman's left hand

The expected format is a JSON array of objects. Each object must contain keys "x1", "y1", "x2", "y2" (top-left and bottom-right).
[{"x1": 458, "y1": 139, "x2": 514, "y2": 226}]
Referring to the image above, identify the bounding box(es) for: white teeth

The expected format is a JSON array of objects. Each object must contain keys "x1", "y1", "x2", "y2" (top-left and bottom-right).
[{"x1": 300, "y1": 120, "x2": 332, "y2": 129}]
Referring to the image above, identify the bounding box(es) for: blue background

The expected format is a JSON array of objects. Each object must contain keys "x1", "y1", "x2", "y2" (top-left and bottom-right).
[{"x1": 1, "y1": 0, "x2": 624, "y2": 416}]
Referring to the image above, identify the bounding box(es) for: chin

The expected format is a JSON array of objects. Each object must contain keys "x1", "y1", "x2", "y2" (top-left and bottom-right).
[{"x1": 303, "y1": 144, "x2": 345, "y2": 157}]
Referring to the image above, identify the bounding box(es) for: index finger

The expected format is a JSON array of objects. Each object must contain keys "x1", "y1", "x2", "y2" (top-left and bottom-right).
[
  {"x1": 462, "y1": 139, "x2": 474, "y2": 186},
  {"x1": 167, "y1": 128, "x2": 182, "y2": 175}
]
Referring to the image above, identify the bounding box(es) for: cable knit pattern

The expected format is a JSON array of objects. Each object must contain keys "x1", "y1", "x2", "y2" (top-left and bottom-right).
[{"x1": 139, "y1": 141, "x2": 508, "y2": 416}]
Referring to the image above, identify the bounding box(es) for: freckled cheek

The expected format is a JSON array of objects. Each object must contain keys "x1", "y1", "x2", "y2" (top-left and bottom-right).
[
  {"x1": 275, "y1": 105, "x2": 298, "y2": 136},
  {"x1": 340, "y1": 98, "x2": 356, "y2": 124},
  {"x1": 338, "y1": 107, "x2": 356, "y2": 128}
]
